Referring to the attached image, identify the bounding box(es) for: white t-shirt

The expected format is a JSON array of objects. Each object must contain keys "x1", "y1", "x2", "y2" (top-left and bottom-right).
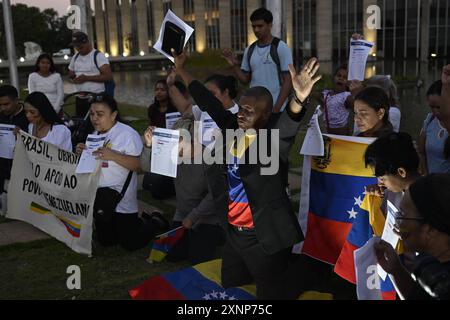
[
  {"x1": 28, "y1": 123, "x2": 72, "y2": 152},
  {"x1": 389, "y1": 106, "x2": 401, "y2": 133},
  {"x1": 68, "y1": 49, "x2": 109, "y2": 94},
  {"x1": 28, "y1": 72, "x2": 64, "y2": 113},
  {"x1": 96, "y1": 122, "x2": 143, "y2": 214},
  {"x1": 192, "y1": 103, "x2": 239, "y2": 146}
]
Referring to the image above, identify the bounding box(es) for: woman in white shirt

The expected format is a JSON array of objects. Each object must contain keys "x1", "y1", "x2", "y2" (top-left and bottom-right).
[
  {"x1": 28, "y1": 53, "x2": 64, "y2": 114},
  {"x1": 75, "y1": 93, "x2": 169, "y2": 250},
  {"x1": 24, "y1": 92, "x2": 72, "y2": 152}
]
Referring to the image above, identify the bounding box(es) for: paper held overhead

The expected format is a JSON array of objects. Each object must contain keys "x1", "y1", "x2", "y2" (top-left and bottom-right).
[
  {"x1": 348, "y1": 39, "x2": 375, "y2": 81},
  {"x1": 153, "y1": 9, "x2": 194, "y2": 63}
]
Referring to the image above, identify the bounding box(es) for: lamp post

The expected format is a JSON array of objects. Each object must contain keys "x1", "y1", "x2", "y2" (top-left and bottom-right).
[
  {"x1": 2, "y1": 0, "x2": 19, "y2": 90},
  {"x1": 266, "y1": 0, "x2": 283, "y2": 38}
]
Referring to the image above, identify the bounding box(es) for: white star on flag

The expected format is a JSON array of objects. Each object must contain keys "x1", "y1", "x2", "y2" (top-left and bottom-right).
[
  {"x1": 219, "y1": 292, "x2": 228, "y2": 300},
  {"x1": 354, "y1": 196, "x2": 363, "y2": 207},
  {"x1": 203, "y1": 293, "x2": 211, "y2": 300},
  {"x1": 347, "y1": 208, "x2": 358, "y2": 219},
  {"x1": 210, "y1": 291, "x2": 219, "y2": 299}
]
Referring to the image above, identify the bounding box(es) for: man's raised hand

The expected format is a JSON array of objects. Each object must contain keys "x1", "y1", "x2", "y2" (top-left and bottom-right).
[{"x1": 289, "y1": 58, "x2": 322, "y2": 103}]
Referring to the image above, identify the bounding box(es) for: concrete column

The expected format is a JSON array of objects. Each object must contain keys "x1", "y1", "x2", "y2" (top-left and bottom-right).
[
  {"x1": 316, "y1": 0, "x2": 333, "y2": 61},
  {"x1": 285, "y1": 0, "x2": 293, "y2": 48},
  {"x1": 172, "y1": 0, "x2": 184, "y2": 18},
  {"x1": 121, "y1": 0, "x2": 132, "y2": 56},
  {"x1": 153, "y1": 0, "x2": 165, "y2": 43},
  {"x1": 136, "y1": 0, "x2": 150, "y2": 54},
  {"x1": 246, "y1": 0, "x2": 259, "y2": 45},
  {"x1": 266, "y1": 0, "x2": 282, "y2": 38},
  {"x1": 420, "y1": 0, "x2": 431, "y2": 62},
  {"x1": 363, "y1": 0, "x2": 378, "y2": 56},
  {"x1": 106, "y1": 0, "x2": 119, "y2": 56},
  {"x1": 219, "y1": 0, "x2": 232, "y2": 48},
  {"x1": 94, "y1": 0, "x2": 106, "y2": 53},
  {"x1": 70, "y1": 0, "x2": 94, "y2": 40},
  {"x1": 194, "y1": 0, "x2": 207, "y2": 52}
]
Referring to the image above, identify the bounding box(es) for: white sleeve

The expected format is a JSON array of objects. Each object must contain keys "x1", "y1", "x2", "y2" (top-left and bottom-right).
[
  {"x1": 28, "y1": 73, "x2": 37, "y2": 93},
  {"x1": 55, "y1": 74, "x2": 64, "y2": 113},
  {"x1": 278, "y1": 41, "x2": 294, "y2": 72},
  {"x1": 115, "y1": 128, "x2": 143, "y2": 157},
  {"x1": 389, "y1": 108, "x2": 401, "y2": 133},
  {"x1": 68, "y1": 56, "x2": 75, "y2": 71},
  {"x1": 52, "y1": 126, "x2": 73, "y2": 152},
  {"x1": 95, "y1": 52, "x2": 110, "y2": 68},
  {"x1": 191, "y1": 105, "x2": 203, "y2": 121}
]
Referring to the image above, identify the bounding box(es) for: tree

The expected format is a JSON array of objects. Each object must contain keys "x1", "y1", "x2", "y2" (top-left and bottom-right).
[{"x1": 0, "y1": 4, "x2": 72, "y2": 58}]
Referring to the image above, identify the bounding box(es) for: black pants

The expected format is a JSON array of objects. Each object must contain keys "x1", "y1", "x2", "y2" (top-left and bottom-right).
[
  {"x1": 221, "y1": 225, "x2": 291, "y2": 300},
  {"x1": 142, "y1": 172, "x2": 175, "y2": 200},
  {"x1": 94, "y1": 212, "x2": 159, "y2": 251},
  {"x1": 167, "y1": 222, "x2": 225, "y2": 265}
]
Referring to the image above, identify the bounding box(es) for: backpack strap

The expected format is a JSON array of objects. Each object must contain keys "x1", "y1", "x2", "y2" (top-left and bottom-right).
[
  {"x1": 246, "y1": 41, "x2": 258, "y2": 73},
  {"x1": 93, "y1": 50, "x2": 100, "y2": 71},
  {"x1": 74, "y1": 53, "x2": 80, "y2": 63},
  {"x1": 270, "y1": 37, "x2": 283, "y2": 87}
]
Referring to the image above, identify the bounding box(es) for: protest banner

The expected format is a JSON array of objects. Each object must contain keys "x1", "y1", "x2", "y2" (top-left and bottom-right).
[{"x1": 7, "y1": 132, "x2": 100, "y2": 255}]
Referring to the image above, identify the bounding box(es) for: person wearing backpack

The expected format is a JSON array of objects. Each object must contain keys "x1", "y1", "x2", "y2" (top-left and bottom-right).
[
  {"x1": 68, "y1": 31, "x2": 114, "y2": 118},
  {"x1": 222, "y1": 8, "x2": 293, "y2": 114}
]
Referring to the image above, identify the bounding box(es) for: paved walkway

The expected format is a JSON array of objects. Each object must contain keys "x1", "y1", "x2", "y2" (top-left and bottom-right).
[
  {"x1": 0, "y1": 220, "x2": 50, "y2": 246},
  {"x1": 0, "y1": 200, "x2": 162, "y2": 247}
]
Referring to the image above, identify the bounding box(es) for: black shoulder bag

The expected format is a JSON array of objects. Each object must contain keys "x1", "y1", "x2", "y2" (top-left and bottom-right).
[{"x1": 93, "y1": 171, "x2": 133, "y2": 222}]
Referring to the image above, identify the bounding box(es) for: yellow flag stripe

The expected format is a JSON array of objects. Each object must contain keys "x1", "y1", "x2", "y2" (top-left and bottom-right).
[{"x1": 311, "y1": 138, "x2": 374, "y2": 177}]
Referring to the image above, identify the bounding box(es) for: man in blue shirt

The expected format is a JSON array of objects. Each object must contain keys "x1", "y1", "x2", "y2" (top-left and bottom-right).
[{"x1": 222, "y1": 8, "x2": 293, "y2": 113}]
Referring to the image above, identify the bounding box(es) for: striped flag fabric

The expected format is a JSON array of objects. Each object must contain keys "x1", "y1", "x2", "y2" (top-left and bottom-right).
[
  {"x1": 294, "y1": 135, "x2": 377, "y2": 264},
  {"x1": 148, "y1": 227, "x2": 186, "y2": 263},
  {"x1": 335, "y1": 194, "x2": 398, "y2": 300},
  {"x1": 129, "y1": 259, "x2": 334, "y2": 300}
]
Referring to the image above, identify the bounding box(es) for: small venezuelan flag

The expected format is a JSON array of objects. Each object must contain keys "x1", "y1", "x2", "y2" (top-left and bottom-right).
[{"x1": 148, "y1": 227, "x2": 186, "y2": 263}]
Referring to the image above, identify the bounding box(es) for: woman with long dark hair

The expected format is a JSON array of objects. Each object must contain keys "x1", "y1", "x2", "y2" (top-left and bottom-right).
[
  {"x1": 147, "y1": 80, "x2": 177, "y2": 127},
  {"x1": 353, "y1": 87, "x2": 394, "y2": 138},
  {"x1": 24, "y1": 92, "x2": 72, "y2": 152},
  {"x1": 28, "y1": 53, "x2": 64, "y2": 113}
]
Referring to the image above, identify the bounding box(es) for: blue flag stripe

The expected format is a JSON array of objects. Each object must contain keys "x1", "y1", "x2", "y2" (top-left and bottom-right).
[
  {"x1": 163, "y1": 267, "x2": 255, "y2": 300},
  {"x1": 310, "y1": 170, "x2": 377, "y2": 223}
]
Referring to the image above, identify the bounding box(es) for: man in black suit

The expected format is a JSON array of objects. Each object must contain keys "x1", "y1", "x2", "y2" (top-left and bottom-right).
[{"x1": 173, "y1": 49, "x2": 321, "y2": 299}]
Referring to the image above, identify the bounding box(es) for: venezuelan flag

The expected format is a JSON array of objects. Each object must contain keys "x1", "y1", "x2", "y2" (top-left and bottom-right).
[
  {"x1": 334, "y1": 194, "x2": 400, "y2": 300},
  {"x1": 129, "y1": 259, "x2": 333, "y2": 300},
  {"x1": 57, "y1": 216, "x2": 81, "y2": 238},
  {"x1": 130, "y1": 259, "x2": 255, "y2": 300},
  {"x1": 30, "y1": 202, "x2": 81, "y2": 238},
  {"x1": 299, "y1": 136, "x2": 377, "y2": 264},
  {"x1": 148, "y1": 227, "x2": 186, "y2": 263}
]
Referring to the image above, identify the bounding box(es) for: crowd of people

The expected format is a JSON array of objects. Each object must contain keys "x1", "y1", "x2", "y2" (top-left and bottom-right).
[{"x1": 1, "y1": 7, "x2": 450, "y2": 300}]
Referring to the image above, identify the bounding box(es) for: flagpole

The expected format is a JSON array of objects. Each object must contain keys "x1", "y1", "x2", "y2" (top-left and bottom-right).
[
  {"x1": 2, "y1": 0, "x2": 19, "y2": 90},
  {"x1": 155, "y1": 226, "x2": 184, "y2": 239}
]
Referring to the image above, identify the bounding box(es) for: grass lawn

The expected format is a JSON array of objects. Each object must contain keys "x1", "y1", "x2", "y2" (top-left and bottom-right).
[{"x1": 0, "y1": 238, "x2": 188, "y2": 300}]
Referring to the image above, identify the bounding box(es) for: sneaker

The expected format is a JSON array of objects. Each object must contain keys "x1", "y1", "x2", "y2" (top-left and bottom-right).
[{"x1": 142, "y1": 211, "x2": 170, "y2": 232}]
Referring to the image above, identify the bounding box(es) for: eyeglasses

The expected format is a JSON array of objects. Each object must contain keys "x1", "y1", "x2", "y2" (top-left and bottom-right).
[{"x1": 88, "y1": 94, "x2": 107, "y2": 104}]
